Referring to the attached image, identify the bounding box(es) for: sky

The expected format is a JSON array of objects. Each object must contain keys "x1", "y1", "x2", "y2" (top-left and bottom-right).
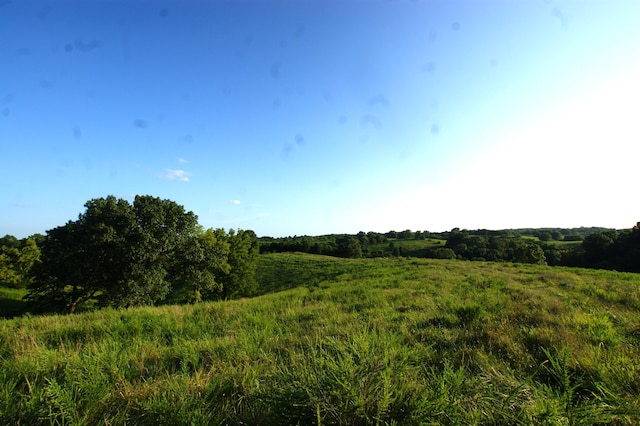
[{"x1": 2, "y1": 0, "x2": 640, "y2": 239}]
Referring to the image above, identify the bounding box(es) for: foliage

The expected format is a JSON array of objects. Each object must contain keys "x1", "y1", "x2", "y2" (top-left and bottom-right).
[
  {"x1": 2, "y1": 253, "x2": 640, "y2": 424},
  {"x1": 538, "y1": 231, "x2": 552, "y2": 242},
  {"x1": 0, "y1": 235, "x2": 40, "y2": 288},
  {"x1": 336, "y1": 236, "x2": 363, "y2": 258},
  {"x1": 168, "y1": 227, "x2": 231, "y2": 303},
  {"x1": 445, "y1": 232, "x2": 547, "y2": 264},
  {"x1": 26, "y1": 196, "x2": 195, "y2": 312},
  {"x1": 219, "y1": 229, "x2": 260, "y2": 299},
  {"x1": 428, "y1": 247, "x2": 457, "y2": 259},
  {"x1": 581, "y1": 223, "x2": 640, "y2": 272},
  {"x1": 7, "y1": 217, "x2": 639, "y2": 317},
  {"x1": 260, "y1": 233, "x2": 446, "y2": 259},
  {"x1": 258, "y1": 225, "x2": 639, "y2": 272},
  {"x1": 24, "y1": 195, "x2": 257, "y2": 314}
]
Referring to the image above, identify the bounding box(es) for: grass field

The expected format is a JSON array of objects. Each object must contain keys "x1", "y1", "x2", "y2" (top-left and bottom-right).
[{"x1": 2, "y1": 253, "x2": 640, "y2": 424}]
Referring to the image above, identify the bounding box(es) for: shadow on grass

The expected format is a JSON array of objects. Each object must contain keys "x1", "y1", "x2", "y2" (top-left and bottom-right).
[
  {"x1": 0, "y1": 296, "x2": 27, "y2": 319},
  {"x1": 255, "y1": 253, "x2": 359, "y2": 296}
]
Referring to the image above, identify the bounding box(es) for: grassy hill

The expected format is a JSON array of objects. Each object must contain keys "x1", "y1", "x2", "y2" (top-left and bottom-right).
[{"x1": 2, "y1": 253, "x2": 640, "y2": 424}]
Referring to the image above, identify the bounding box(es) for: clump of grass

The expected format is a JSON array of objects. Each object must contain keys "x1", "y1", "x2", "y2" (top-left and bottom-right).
[
  {"x1": 254, "y1": 329, "x2": 427, "y2": 424},
  {"x1": 454, "y1": 303, "x2": 484, "y2": 330}
]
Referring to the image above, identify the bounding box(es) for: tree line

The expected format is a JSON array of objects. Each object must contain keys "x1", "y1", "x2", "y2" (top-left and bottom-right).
[
  {"x1": 2, "y1": 202, "x2": 638, "y2": 316},
  {"x1": 1, "y1": 195, "x2": 259, "y2": 314},
  {"x1": 259, "y1": 224, "x2": 640, "y2": 272},
  {"x1": 580, "y1": 224, "x2": 640, "y2": 272}
]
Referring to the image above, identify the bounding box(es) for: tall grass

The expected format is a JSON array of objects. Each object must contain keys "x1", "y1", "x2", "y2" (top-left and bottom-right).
[{"x1": 1, "y1": 254, "x2": 640, "y2": 424}]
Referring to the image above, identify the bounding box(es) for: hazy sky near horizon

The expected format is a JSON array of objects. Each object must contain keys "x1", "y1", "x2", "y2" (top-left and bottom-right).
[{"x1": 2, "y1": 0, "x2": 640, "y2": 238}]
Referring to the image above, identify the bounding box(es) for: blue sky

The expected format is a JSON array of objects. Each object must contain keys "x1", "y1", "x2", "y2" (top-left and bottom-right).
[{"x1": 2, "y1": 0, "x2": 640, "y2": 238}]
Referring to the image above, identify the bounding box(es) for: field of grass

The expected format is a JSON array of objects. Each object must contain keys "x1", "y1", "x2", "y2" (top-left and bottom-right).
[{"x1": 2, "y1": 253, "x2": 640, "y2": 424}]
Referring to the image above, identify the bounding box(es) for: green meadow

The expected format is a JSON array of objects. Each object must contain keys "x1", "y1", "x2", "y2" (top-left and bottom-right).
[{"x1": 2, "y1": 253, "x2": 640, "y2": 424}]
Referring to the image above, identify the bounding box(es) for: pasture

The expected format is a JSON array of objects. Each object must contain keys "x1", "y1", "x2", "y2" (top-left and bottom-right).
[{"x1": 1, "y1": 253, "x2": 639, "y2": 424}]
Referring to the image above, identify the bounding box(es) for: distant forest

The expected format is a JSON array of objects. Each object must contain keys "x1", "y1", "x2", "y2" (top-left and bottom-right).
[{"x1": 259, "y1": 224, "x2": 640, "y2": 273}]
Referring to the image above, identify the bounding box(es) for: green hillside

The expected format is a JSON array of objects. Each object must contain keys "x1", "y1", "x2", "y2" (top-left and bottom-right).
[{"x1": 2, "y1": 253, "x2": 640, "y2": 424}]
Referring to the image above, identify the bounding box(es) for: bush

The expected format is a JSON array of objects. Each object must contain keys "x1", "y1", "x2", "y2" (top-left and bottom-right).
[
  {"x1": 538, "y1": 232, "x2": 552, "y2": 242},
  {"x1": 428, "y1": 247, "x2": 456, "y2": 260}
]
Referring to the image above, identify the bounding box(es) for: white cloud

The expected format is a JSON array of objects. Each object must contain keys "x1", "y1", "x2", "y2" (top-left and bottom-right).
[
  {"x1": 178, "y1": 157, "x2": 188, "y2": 164},
  {"x1": 160, "y1": 169, "x2": 191, "y2": 182},
  {"x1": 230, "y1": 199, "x2": 241, "y2": 205}
]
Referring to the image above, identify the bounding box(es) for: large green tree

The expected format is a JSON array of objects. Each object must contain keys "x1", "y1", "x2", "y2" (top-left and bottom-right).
[
  {"x1": 27, "y1": 195, "x2": 203, "y2": 313},
  {"x1": 103, "y1": 195, "x2": 200, "y2": 307},
  {"x1": 170, "y1": 227, "x2": 231, "y2": 303}
]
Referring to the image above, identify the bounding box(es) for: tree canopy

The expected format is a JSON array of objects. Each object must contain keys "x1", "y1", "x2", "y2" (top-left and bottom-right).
[
  {"x1": 581, "y1": 223, "x2": 640, "y2": 272},
  {"x1": 26, "y1": 195, "x2": 259, "y2": 313},
  {"x1": 0, "y1": 235, "x2": 41, "y2": 288}
]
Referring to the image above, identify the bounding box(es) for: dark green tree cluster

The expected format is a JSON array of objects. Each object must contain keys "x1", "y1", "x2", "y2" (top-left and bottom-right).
[
  {"x1": 258, "y1": 224, "x2": 640, "y2": 272},
  {"x1": 580, "y1": 223, "x2": 640, "y2": 272},
  {"x1": 382, "y1": 229, "x2": 436, "y2": 240},
  {"x1": 514, "y1": 227, "x2": 611, "y2": 240},
  {"x1": 260, "y1": 235, "x2": 336, "y2": 256},
  {"x1": 219, "y1": 229, "x2": 260, "y2": 299},
  {"x1": 25, "y1": 195, "x2": 259, "y2": 314},
  {"x1": 336, "y1": 236, "x2": 363, "y2": 258},
  {"x1": 260, "y1": 232, "x2": 385, "y2": 258},
  {"x1": 438, "y1": 224, "x2": 640, "y2": 271},
  {"x1": 442, "y1": 230, "x2": 547, "y2": 264}
]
